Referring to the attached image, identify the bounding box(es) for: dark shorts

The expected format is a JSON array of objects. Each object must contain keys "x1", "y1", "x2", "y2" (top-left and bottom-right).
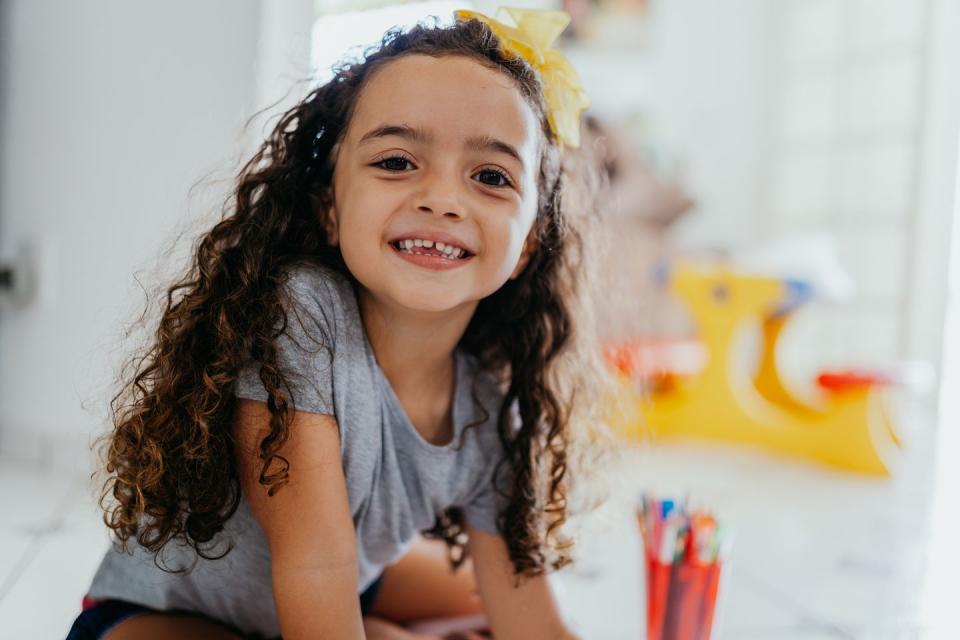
[{"x1": 65, "y1": 574, "x2": 384, "y2": 640}]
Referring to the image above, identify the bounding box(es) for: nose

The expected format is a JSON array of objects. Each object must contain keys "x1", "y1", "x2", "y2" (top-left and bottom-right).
[{"x1": 415, "y1": 167, "x2": 465, "y2": 219}]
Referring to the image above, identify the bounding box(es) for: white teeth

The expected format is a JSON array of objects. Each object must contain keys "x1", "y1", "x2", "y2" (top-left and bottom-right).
[
  {"x1": 393, "y1": 238, "x2": 470, "y2": 259},
  {"x1": 395, "y1": 242, "x2": 468, "y2": 260}
]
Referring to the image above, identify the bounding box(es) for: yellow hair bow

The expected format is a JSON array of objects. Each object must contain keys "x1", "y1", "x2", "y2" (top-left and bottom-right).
[{"x1": 454, "y1": 7, "x2": 590, "y2": 149}]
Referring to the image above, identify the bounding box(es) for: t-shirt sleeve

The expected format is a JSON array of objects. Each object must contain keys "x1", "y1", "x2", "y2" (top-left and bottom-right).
[
  {"x1": 232, "y1": 268, "x2": 337, "y2": 415},
  {"x1": 462, "y1": 453, "x2": 515, "y2": 536},
  {"x1": 462, "y1": 395, "x2": 520, "y2": 535}
]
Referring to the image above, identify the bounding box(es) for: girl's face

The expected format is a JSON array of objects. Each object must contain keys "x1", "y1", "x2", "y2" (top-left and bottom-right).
[{"x1": 324, "y1": 54, "x2": 542, "y2": 315}]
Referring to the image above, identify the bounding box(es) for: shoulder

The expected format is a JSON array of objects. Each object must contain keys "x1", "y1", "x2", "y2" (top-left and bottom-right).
[
  {"x1": 278, "y1": 262, "x2": 356, "y2": 329},
  {"x1": 282, "y1": 261, "x2": 353, "y2": 307}
]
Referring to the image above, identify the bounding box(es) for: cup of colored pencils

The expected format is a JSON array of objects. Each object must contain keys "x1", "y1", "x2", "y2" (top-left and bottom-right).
[{"x1": 637, "y1": 494, "x2": 731, "y2": 640}]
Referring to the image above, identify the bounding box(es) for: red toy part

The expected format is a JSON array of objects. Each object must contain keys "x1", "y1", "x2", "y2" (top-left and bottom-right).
[
  {"x1": 816, "y1": 369, "x2": 893, "y2": 392},
  {"x1": 602, "y1": 338, "x2": 707, "y2": 380}
]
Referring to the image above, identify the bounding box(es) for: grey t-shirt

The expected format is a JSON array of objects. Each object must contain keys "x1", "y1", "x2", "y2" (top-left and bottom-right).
[{"x1": 84, "y1": 262, "x2": 513, "y2": 638}]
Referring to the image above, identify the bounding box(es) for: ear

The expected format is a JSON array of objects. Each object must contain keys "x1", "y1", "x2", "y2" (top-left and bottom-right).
[
  {"x1": 324, "y1": 211, "x2": 339, "y2": 247},
  {"x1": 320, "y1": 187, "x2": 339, "y2": 246},
  {"x1": 510, "y1": 227, "x2": 539, "y2": 280}
]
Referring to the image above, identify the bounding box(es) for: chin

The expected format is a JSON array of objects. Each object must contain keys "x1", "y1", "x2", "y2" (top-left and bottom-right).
[{"x1": 394, "y1": 289, "x2": 466, "y2": 314}]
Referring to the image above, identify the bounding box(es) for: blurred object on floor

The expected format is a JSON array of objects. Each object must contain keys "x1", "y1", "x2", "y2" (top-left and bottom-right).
[
  {"x1": 580, "y1": 113, "x2": 697, "y2": 343},
  {"x1": 583, "y1": 114, "x2": 695, "y2": 229},
  {"x1": 601, "y1": 259, "x2": 904, "y2": 475},
  {"x1": 602, "y1": 336, "x2": 707, "y2": 382}
]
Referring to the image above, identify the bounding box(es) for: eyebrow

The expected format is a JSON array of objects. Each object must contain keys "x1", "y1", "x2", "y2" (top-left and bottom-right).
[{"x1": 357, "y1": 123, "x2": 524, "y2": 168}]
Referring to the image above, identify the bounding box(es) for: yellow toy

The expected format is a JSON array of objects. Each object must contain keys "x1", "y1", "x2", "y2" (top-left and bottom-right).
[
  {"x1": 603, "y1": 260, "x2": 900, "y2": 475},
  {"x1": 753, "y1": 311, "x2": 902, "y2": 449}
]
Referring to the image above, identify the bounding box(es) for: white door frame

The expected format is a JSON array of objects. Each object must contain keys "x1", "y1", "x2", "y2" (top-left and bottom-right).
[{"x1": 903, "y1": 0, "x2": 960, "y2": 382}]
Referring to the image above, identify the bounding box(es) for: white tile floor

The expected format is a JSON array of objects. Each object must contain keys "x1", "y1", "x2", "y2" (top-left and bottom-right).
[{"x1": 1, "y1": 392, "x2": 956, "y2": 639}]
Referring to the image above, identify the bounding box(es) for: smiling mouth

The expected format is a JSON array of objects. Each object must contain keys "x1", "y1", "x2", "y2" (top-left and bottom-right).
[{"x1": 389, "y1": 240, "x2": 474, "y2": 260}]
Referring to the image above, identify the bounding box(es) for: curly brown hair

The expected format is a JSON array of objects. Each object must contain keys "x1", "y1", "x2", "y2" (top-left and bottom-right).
[{"x1": 94, "y1": 14, "x2": 620, "y2": 586}]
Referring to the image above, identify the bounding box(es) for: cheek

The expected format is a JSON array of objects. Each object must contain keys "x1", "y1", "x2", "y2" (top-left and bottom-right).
[
  {"x1": 485, "y1": 219, "x2": 529, "y2": 271},
  {"x1": 509, "y1": 211, "x2": 536, "y2": 251},
  {"x1": 337, "y1": 190, "x2": 391, "y2": 243}
]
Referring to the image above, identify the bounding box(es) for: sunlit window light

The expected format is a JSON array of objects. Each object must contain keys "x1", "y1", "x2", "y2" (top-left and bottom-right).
[{"x1": 311, "y1": 1, "x2": 468, "y2": 85}]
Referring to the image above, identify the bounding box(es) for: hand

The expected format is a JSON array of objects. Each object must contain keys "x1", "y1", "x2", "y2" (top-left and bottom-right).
[{"x1": 362, "y1": 615, "x2": 491, "y2": 640}]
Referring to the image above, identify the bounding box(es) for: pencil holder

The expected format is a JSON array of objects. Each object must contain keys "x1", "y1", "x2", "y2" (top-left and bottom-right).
[
  {"x1": 637, "y1": 495, "x2": 730, "y2": 640},
  {"x1": 645, "y1": 554, "x2": 723, "y2": 640}
]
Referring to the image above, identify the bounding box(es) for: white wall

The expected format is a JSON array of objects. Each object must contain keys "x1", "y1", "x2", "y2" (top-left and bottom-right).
[
  {"x1": 643, "y1": 0, "x2": 773, "y2": 252},
  {"x1": 764, "y1": 0, "x2": 960, "y2": 395},
  {"x1": 0, "y1": 1, "x2": 263, "y2": 471},
  {"x1": 564, "y1": 0, "x2": 773, "y2": 253}
]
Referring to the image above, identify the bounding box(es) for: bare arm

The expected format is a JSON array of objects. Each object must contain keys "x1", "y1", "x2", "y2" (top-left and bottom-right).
[
  {"x1": 233, "y1": 398, "x2": 365, "y2": 640},
  {"x1": 466, "y1": 524, "x2": 581, "y2": 640}
]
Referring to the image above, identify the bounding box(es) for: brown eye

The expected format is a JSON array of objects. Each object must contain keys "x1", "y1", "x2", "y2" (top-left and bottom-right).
[
  {"x1": 374, "y1": 156, "x2": 415, "y2": 171},
  {"x1": 475, "y1": 168, "x2": 512, "y2": 188}
]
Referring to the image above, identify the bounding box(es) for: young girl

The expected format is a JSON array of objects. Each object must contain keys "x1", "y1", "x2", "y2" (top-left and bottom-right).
[{"x1": 68, "y1": 6, "x2": 617, "y2": 640}]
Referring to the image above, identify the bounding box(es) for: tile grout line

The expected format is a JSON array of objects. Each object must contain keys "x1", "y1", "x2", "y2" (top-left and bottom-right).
[
  {"x1": 0, "y1": 537, "x2": 46, "y2": 605},
  {"x1": 735, "y1": 566, "x2": 857, "y2": 639},
  {"x1": 0, "y1": 472, "x2": 88, "y2": 605}
]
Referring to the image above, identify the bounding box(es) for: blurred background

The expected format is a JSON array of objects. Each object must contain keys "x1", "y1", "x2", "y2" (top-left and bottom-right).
[{"x1": 1, "y1": 0, "x2": 958, "y2": 638}]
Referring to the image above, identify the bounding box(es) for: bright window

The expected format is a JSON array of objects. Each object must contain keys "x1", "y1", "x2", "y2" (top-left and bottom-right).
[{"x1": 311, "y1": 1, "x2": 467, "y2": 84}]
